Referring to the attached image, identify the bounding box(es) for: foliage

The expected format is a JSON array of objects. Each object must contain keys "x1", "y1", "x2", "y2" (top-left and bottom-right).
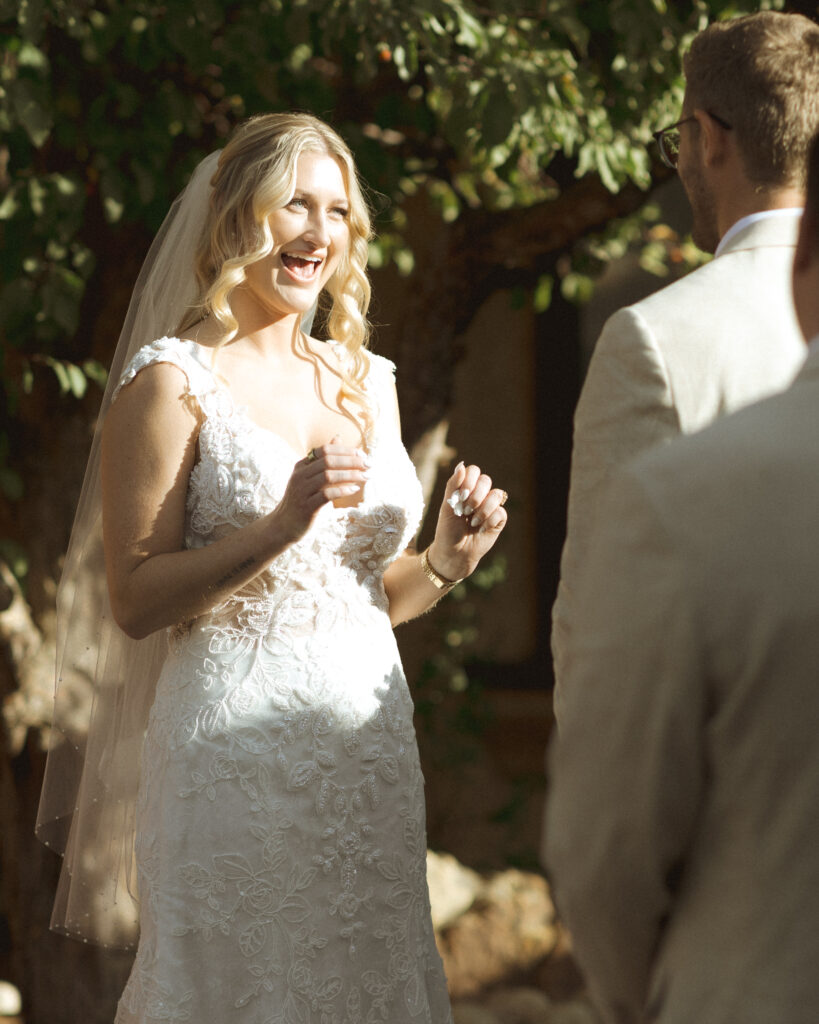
[
  {"x1": 0, "y1": 0, "x2": 781, "y2": 507},
  {"x1": 413, "y1": 554, "x2": 508, "y2": 769}
]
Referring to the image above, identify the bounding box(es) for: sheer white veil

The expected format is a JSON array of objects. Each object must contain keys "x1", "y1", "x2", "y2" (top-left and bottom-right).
[{"x1": 35, "y1": 147, "x2": 316, "y2": 948}]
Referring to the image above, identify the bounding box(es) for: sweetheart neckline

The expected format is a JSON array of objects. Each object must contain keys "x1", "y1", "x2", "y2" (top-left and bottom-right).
[
  {"x1": 184, "y1": 337, "x2": 373, "y2": 462},
  {"x1": 221, "y1": 404, "x2": 373, "y2": 516}
]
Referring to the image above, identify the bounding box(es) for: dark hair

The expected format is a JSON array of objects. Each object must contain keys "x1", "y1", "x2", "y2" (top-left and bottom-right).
[
  {"x1": 684, "y1": 12, "x2": 819, "y2": 189},
  {"x1": 807, "y1": 132, "x2": 819, "y2": 239}
]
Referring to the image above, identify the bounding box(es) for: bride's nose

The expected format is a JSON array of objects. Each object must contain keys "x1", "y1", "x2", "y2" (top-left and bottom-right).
[{"x1": 303, "y1": 210, "x2": 331, "y2": 248}]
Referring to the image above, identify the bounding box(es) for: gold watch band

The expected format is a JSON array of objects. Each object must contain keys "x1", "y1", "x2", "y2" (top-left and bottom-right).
[{"x1": 421, "y1": 548, "x2": 463, "y2": 590}]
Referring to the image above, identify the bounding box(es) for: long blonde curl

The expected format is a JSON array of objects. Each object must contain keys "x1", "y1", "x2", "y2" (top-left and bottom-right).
[{"x1": 176, "y1": 112, "x2": 374, "y2": 429}]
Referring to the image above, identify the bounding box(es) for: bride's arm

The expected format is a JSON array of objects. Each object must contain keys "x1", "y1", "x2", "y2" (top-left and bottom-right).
[
  {"x1": 383, "y1": 462, "x2": 508, "y2": 626},
  {"x1": 380, "y1": 384, "x2": 508, "y2": 627},
  {"x1": 101, "y1": 362, "x2": 367, "y2": 639}
]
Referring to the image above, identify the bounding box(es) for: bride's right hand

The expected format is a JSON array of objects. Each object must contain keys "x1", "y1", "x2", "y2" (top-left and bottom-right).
[{"x1": 272, "y1": 438, "x2": 369, "y2": 544}]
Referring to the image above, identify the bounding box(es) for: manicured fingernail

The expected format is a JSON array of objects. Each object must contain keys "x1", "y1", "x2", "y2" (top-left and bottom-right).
[
  {"x1": 463, "y1": 505, "x2": 475, "y2": 516},
  {"x1": 470, "y1": 514, "x2": 481, "y2": 527}
]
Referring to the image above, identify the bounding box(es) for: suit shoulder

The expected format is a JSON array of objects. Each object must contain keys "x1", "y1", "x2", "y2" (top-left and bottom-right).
[
  {"x1": 629, "y1": 381, "x2": 808, "y2": 509},
  {"x1": 620, "y1": 255, "x2": 747, "y2": 322}
]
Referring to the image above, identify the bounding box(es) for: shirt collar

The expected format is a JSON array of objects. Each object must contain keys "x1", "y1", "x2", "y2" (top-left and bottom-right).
[{"x1": 715, "y1": 208, "x2": 803, "y2": 258}]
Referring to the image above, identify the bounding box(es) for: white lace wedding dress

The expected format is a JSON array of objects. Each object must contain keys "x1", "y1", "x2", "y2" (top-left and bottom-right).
[{"x1": 112, "y1": 338, "x2": 452, "y2": 1024}]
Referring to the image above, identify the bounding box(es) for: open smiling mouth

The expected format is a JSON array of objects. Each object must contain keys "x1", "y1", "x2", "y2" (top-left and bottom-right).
[{"x1": 281, "y1": 253, "x2": 323, "y2": 280}]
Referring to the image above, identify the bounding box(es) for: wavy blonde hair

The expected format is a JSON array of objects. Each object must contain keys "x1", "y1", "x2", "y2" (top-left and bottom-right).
[{"x1": 177, "y1": 112, "x2": 374, "y2": 421}]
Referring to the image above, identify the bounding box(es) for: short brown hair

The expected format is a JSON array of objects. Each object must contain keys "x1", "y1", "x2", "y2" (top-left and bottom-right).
[
  {"x1": 684, "y1": 12, "x2": 819, "y2": 189},
  {"x1": 806, "y1": 132, "x2": 819, "y2": 242}
]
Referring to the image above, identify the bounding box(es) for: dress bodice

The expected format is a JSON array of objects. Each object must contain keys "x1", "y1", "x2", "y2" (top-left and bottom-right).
[{"x1": 115, "y1": 337, "x2": 425, "y2": 640}]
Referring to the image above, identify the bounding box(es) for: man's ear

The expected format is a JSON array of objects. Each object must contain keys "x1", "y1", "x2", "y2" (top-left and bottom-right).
[
  {"x1": 694, "y1": 108, "x2": 728, "y2": 168},
  {"x1": 794, "y1": 206, "x2": 817, "y2": 275}
]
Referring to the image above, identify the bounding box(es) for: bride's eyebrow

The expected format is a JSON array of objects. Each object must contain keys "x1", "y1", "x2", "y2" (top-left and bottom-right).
[{"x1": 291, "y1": 188, "x2": 349, "y2": 207}]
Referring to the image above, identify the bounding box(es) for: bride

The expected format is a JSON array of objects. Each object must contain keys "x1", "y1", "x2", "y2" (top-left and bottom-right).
[{"x1": 37, "y1": 112, "x2": 508, "y2": 1023}]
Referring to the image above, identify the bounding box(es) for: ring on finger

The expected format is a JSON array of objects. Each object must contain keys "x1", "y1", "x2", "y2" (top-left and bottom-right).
[{"x1": 305, "y1": 448, "x2": 319, "y2": 463}]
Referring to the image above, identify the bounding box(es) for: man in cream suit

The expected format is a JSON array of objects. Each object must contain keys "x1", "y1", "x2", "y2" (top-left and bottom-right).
[
  {"x1": 551, "y1": 12, "x2": 819, "y2": 719},
  {"x1": 543, "y1": 132, "x2": 819, "y2": 1024}
]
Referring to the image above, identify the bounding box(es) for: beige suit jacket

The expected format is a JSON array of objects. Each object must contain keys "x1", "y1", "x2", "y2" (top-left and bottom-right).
[
  {"x1": 544, "y1": 345, "x2": 819, "y2": 1023},
  {"x1": 552, "y1": 214, "x2": 805, "y2": 720}
]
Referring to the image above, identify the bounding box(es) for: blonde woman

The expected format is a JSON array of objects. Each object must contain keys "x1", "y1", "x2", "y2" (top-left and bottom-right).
[{"x1": 37, "y1": 113, "x2": 507, "y2": 1022}]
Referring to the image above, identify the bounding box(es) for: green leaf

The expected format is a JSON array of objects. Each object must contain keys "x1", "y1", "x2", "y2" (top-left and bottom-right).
[
  {"x1": 43, "y1": 266, "x2": 84, "y2": 334},
  {"x1": 46, "y1": 357, "x2": 72, "y2": 393},
  {"x1": 561, "y1": 271, "x2": 595, "y2": 305},
  {"x1": 533, "y1": 275, "x2": 554, "y2": 313},
  {"x1": 481, "y1": 85, "x2": 517, "y2": 151},
  {"x1": 100, "y1": 170, "x2": 125, "y2": 223},
  {"x1": 11, "y1": 78, "x2": 53, "y2": 147},
  {"x1": 454, "y1": 9, "x2": 488, "y2": 52},
  {"x1": 0, "y1": 466, "x2": 23, "y2": 501},
  {"x1": 0, "y1": 185, "x2": 20, "y2": 220},
  {"x1": 66, "y1": 362, "x2": 88, "y2": 398},
  {"x1": 18, "y1": 41, "x2": 49, "y2": 72},
  {"x1": 82, "y1": 359, "x2": 108, "y2": 387}
]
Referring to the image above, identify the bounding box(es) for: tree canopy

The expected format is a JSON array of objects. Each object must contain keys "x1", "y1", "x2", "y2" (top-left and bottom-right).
[{"x1": 0, "y1": 0, "x2": 770, "y2": 409}]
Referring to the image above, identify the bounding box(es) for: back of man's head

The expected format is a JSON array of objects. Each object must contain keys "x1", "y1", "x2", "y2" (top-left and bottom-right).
[
  {"x1": 684, "y1": 12, "x2": 819, "y2": 191},
  {"x1": 805, "y1": 132, "x2": 819, "y2": 250}
]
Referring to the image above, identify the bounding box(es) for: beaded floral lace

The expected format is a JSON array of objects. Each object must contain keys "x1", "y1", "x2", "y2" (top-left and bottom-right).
[{"x1": 110, "y1": 338, "x2": 451, "y2": 1024}]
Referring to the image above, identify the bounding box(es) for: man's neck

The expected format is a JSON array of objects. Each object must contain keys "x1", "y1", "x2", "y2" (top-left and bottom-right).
[{"x1": 716, "y1": 184, "x2": 805, "y2": 241}]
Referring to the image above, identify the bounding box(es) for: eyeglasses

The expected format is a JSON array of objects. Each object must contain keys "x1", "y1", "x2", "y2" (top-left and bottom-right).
[{"x1": 652, "y1": 112, "x2": 732, "y2": 170}]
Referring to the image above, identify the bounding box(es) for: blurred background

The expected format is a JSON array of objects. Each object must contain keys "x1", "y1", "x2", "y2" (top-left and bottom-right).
[{"x1": 1, "y1": 1, "x2": 814, "y2": 1020}]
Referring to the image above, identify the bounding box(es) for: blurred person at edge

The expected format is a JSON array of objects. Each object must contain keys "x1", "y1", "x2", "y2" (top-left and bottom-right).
[
  {"x1": 551, "y1": 11, "x2": 819, "y2": 724},
  {"x1": 544, "y1": 129, "x2": 819, "y2": 1024}
]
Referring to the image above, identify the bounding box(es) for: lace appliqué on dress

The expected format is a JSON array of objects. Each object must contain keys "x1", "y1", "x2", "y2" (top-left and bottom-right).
[{"x1": 113, "y1": 338, "x2": 449, "y2": 1024}]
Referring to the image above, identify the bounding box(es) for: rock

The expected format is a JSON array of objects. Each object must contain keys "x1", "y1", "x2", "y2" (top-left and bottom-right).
[
  {"x1": 455, "y1": 987, "x2": 601, "y2": 1024},
  {"x1": 0, "y1": 980, "x2": 22, "y2": 1015},
  {"x1": 546, "y1": 997, "x2": 602, "y2": 1024},
  {"x1": 427, "y1": 849, "x2": 483, "y2": 930},
  {"x1": 533, "y1": 922, "x2": 585, "y2": 1001},
  {"x1": 437, "y1": 868, "x2": 558, "y2": 998},
  {"x1": 452, "y1": 1002, "x2": 503, "y2": 1024},
  {"x1": 486, "y1": 986, "x2": 554, "y2": 1023}
]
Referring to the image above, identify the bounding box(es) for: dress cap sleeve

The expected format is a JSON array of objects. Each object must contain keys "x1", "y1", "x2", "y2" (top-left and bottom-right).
[{"x1": 112, "y1": 337, "x2": 215, "y2": 405}]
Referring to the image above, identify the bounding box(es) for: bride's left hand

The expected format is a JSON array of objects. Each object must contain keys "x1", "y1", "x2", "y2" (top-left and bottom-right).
[{"x1": 427, "y1": 461, "x2": 508, "y2": 581}]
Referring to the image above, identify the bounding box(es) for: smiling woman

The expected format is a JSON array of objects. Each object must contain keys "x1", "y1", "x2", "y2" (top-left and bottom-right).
[
  {"x1": 36, "y1": 112, "x2": 508, "y2": 1024},
  {"x1": 239, "y1": 152, "x2": 350, "y2": 328}
]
